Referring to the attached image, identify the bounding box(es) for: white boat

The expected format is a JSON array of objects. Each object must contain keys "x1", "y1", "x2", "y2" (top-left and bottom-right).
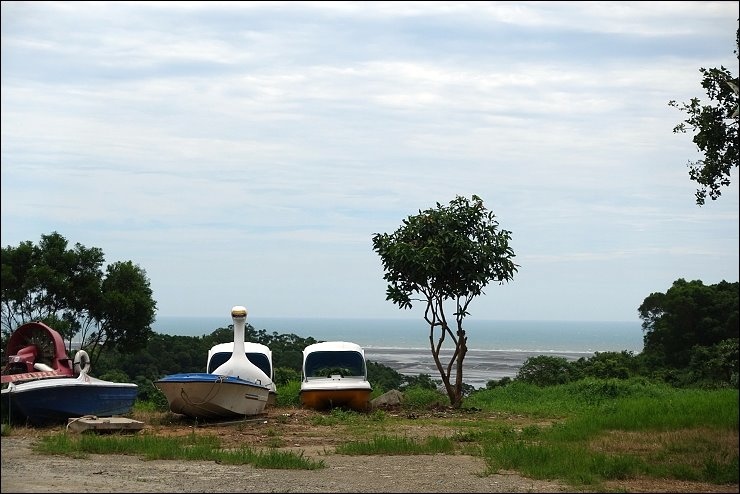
[
  {"x1": 2, "y1": 350, "x2": 138, "y2": 426},
  {"x1": 153, "y1": 372, "x2": 269, "y2": 419},
  {"x1": 154, "y1": 306, "x2": 272, "y2": 419},
  {"x1": 299, "y1": 341, "x2": 373, "y2": 412},
  {"x1": 207, "y1": 342, "x2": 277, "y2": 405}
]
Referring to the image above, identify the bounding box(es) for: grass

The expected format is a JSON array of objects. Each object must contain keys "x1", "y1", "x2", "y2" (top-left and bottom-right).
[
  {"x1": 468, "y1": 379, "x2": 739, "y2": 488},
  {"x1": 33, "y1": 430, "x2": 325, "y2": 469},
  {"x1": 336, "y1": 434, "x2": 455, "y2": 455},
  {"x1": 6, "y1": 377, "x2": 738, "y2": 490},
  {"x1": 304, "y1": 379, "x2": 738, "y2": 489}
]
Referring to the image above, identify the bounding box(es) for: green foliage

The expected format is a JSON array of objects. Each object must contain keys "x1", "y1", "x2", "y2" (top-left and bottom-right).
[
  {"x1": 1, "y1": 232, "x2": 104, "y2": 342},
  {"x1": 336, "y1": 434, "x2": 455, "y2": 455},
  {"x1": 402, "y1": 385, "x2": 447, "y2": 408},
  {"x1": 0, "y1": 232, "x2": 156, "y2": 365},
  {"x1": 469, "y1": 379, "x2": 739, "y2": 487},
  {"x1": 275, "y1": 380, "x2": 301, "y2": 407},
  {"x1": 97, "y1": 369, "x2": 133, "y2": 384},
  {"x1": 366, "y1": 360, "x2": 404, "y2": 392},
  {"x1": 687, "y1": 338, "x2": 739, "y2": 388},
  {"x1": 97, "y1": 261, "x2": 156, "y2": 355},
  {"x1": 481, "y1": 440, "x2": 643, "y2": 486},
  {"x1": 516, "y1": 355, "x2": 575, "y2": 386},
  {"x1": 371, "y1": 194, "x2": 517, "y2": 408},
  {"x1": 401, "y1": 373, "x2": 439, "y2": 390},
  {"x1": 371, "y1": 194, "x2": 517, "y2": 310},
  {"x1": 562, "y1": 377, "x2": 668, "y2": 407},
  {"x1": 273, "y1": 366, "x2": 301, "y2": 385},
  {"x1": 668, "y1": 26, "x2": 739, "y2": 205},
  {"x1": 566, "y1": 387, "x2": 739, "y2": 432},
  {"x1": 139, "y1": 379, "x2": 170, "y2": 410},
  {"x1": 638, "y1": 278, "x2": 739, "y2": 374},
  {"x1": 309, "y1": 407, "x2": 363, "y2": 426},
  {"x1": 571, "y1": 350, "x2": 642, "y2": 380},
  {"x1": 244, "y1": 449, "x2": 325, "y2": 470},
  {"x1": 485, "y1": 376, "x2": 512, "y2": 389}
]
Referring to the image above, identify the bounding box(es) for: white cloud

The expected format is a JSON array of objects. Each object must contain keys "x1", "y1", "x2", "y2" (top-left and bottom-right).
[{"x1": 2, "y1": 1, "x2": 737, "y2": 321}]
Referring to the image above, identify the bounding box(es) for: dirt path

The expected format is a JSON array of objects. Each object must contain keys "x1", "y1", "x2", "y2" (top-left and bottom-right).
[
  {"x1": 1, "y1": 435, "x2": 569, "y2": 493},
  {"x1": 1, "y1": 407, "x2": 737, "y2": 493}
]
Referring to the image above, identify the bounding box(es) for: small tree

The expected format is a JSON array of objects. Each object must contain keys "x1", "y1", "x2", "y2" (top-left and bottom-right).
[{"x1": 372, "y1": 195, "x2": 517, "y2": 407}]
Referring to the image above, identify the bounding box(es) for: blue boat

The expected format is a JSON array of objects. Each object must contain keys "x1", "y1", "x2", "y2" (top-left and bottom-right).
[{"x1": 2, "y1": 350, "x2": 138, "y2": 426}]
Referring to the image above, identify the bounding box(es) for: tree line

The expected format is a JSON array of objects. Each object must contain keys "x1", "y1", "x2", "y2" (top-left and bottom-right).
[{"x1": 2, "y1": 233, "x2": 738, "y2": 408}]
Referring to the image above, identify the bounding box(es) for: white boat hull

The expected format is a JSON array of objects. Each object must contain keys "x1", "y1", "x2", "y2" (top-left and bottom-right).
[{"x1": 154, "y1": 373, "x2": 269, "y2": 419}]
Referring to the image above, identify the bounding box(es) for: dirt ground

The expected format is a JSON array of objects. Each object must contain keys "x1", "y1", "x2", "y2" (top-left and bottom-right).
[{"x1": 1, "y1": 406, "x2": 738, "y2": 493}]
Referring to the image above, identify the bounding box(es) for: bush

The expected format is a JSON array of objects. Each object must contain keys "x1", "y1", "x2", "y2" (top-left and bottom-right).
[
  {"x1": 367, "y1": 361, "x2": 404, "y2": 391},
  {"x1": 403, "y1": 385, "x2": 446, "y2": 408},
  {"x1": 276, "y1": 380, "x2": 301, "y2": 407},
  {"x1": 516, "y1": 355, "x2": 574, "y2": 386},
  {"x1": 564, "y1": 377, "x2": 667, "y2": 405},
  {"x1": 274, "y1": 366, "x2": 301, "y2": 385},
  {"x1": 401, "y1": 373, "x2": 439, "y2": 390},
  {"x1": 486, "y1": 376, "x2": 512, "y2": 389},
  {"x1": 573, "y1": 351, "x2": 637, "y2": 380}
]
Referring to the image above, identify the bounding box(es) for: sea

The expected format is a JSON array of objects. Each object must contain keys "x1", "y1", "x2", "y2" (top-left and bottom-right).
[{"x1": 152, "y1": 316, "x2": 645, "y2": 389}]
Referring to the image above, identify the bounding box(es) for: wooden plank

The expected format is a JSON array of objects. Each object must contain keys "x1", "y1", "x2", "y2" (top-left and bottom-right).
[{"x1": 66, "y1": 416, "x2": 144, "y2": 434}]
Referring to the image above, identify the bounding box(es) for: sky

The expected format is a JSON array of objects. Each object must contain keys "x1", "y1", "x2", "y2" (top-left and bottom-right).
[{"x1": 1, "y1": 1, "x2": 738, "y2": 324}]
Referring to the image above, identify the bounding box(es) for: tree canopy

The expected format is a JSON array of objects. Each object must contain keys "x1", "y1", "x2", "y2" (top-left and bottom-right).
[
  {"x1": 669, "y1": 25, "x2": 739, "y2": 205},
  {"x1": 1, "y1": 232, "x2": 157, "y2": 366},
  {"x1": 371, "y1": 194, "x2": 517, "y2": 407},
  {"x1": 638, "y1": 278, "x2": 738, "y2": 372}
]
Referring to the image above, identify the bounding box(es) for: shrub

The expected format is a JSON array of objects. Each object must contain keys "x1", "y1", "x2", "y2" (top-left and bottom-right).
[
  {"x1": 276, "y1": 380, "x2": 301, "y2": 407},
  {"x1": 516, "y1": 355, "x2": 574, "y2": 386}
]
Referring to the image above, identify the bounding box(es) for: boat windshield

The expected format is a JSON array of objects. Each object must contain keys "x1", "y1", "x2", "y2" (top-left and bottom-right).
[
  {"x1": 207, "y1": 352, "x2": 272, "y2": 378},
  {"x1": 304, "y1": 351, "x2": 366, "y2": 378}
]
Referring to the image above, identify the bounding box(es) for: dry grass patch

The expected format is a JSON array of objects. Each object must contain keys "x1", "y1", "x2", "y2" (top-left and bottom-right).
[{"x1": 591, "y1": 427, "x2": 738, "y2": 459}]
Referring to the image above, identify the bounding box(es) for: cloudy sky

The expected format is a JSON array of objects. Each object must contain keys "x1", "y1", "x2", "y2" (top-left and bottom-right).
[{"x1": 2, "y1": 1, "x2": 738, "y2": 323}]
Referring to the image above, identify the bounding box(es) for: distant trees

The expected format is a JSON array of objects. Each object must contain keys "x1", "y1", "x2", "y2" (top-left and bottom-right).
[
  {"x1": 198, "y1": 324, "x2": 318, "y2": 377},
  {"x1": 509, "y1": 277, "x2": 739, "y2": 390},
  {"x1": 669, "y1": 25, "x2": 739, "y2": 205},
  {"x1": 515, "y1": 355, "x2": 574, "y2": 386},
  {"x1": 513, "y1": 351, "x2": 644, "y2": 388},
  {"x1": 372, "y1": 195, "x2": 517, "y2": 407},
  {"x1": 638, "y1": 278, "x2": 738, "y2": 386},
  {"x1": 1, "y1": 232, "x2": 156, "y2": 366}
]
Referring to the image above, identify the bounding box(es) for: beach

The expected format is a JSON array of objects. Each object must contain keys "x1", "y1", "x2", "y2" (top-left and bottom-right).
[{"x1": 364, "y1": 347, "x2": 593, "y2": 388}]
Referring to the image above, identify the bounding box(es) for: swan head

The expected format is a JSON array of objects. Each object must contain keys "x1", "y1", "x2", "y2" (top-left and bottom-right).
[{"x1": 231, "y1": 306, "x2": 247, "y2": 320}]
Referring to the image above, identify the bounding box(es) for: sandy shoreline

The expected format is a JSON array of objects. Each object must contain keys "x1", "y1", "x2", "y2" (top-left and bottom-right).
[{"x1": 364, "y1": 348, "x2": 592, "y2": 388}]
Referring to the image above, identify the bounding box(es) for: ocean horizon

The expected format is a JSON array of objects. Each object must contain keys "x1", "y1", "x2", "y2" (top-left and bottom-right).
[{"x1": 153, "y1": 316, "x2": 644, "y2": 389}]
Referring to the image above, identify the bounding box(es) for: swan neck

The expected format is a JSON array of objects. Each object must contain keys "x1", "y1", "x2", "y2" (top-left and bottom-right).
[{"x1": 232, "y1": 318, "x2": 246, "y2": 355}]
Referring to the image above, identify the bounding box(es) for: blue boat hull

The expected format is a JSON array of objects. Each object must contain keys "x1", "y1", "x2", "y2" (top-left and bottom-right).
[{"x1": 2, "y1": 378, "x2": 138, "y2": 426}]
